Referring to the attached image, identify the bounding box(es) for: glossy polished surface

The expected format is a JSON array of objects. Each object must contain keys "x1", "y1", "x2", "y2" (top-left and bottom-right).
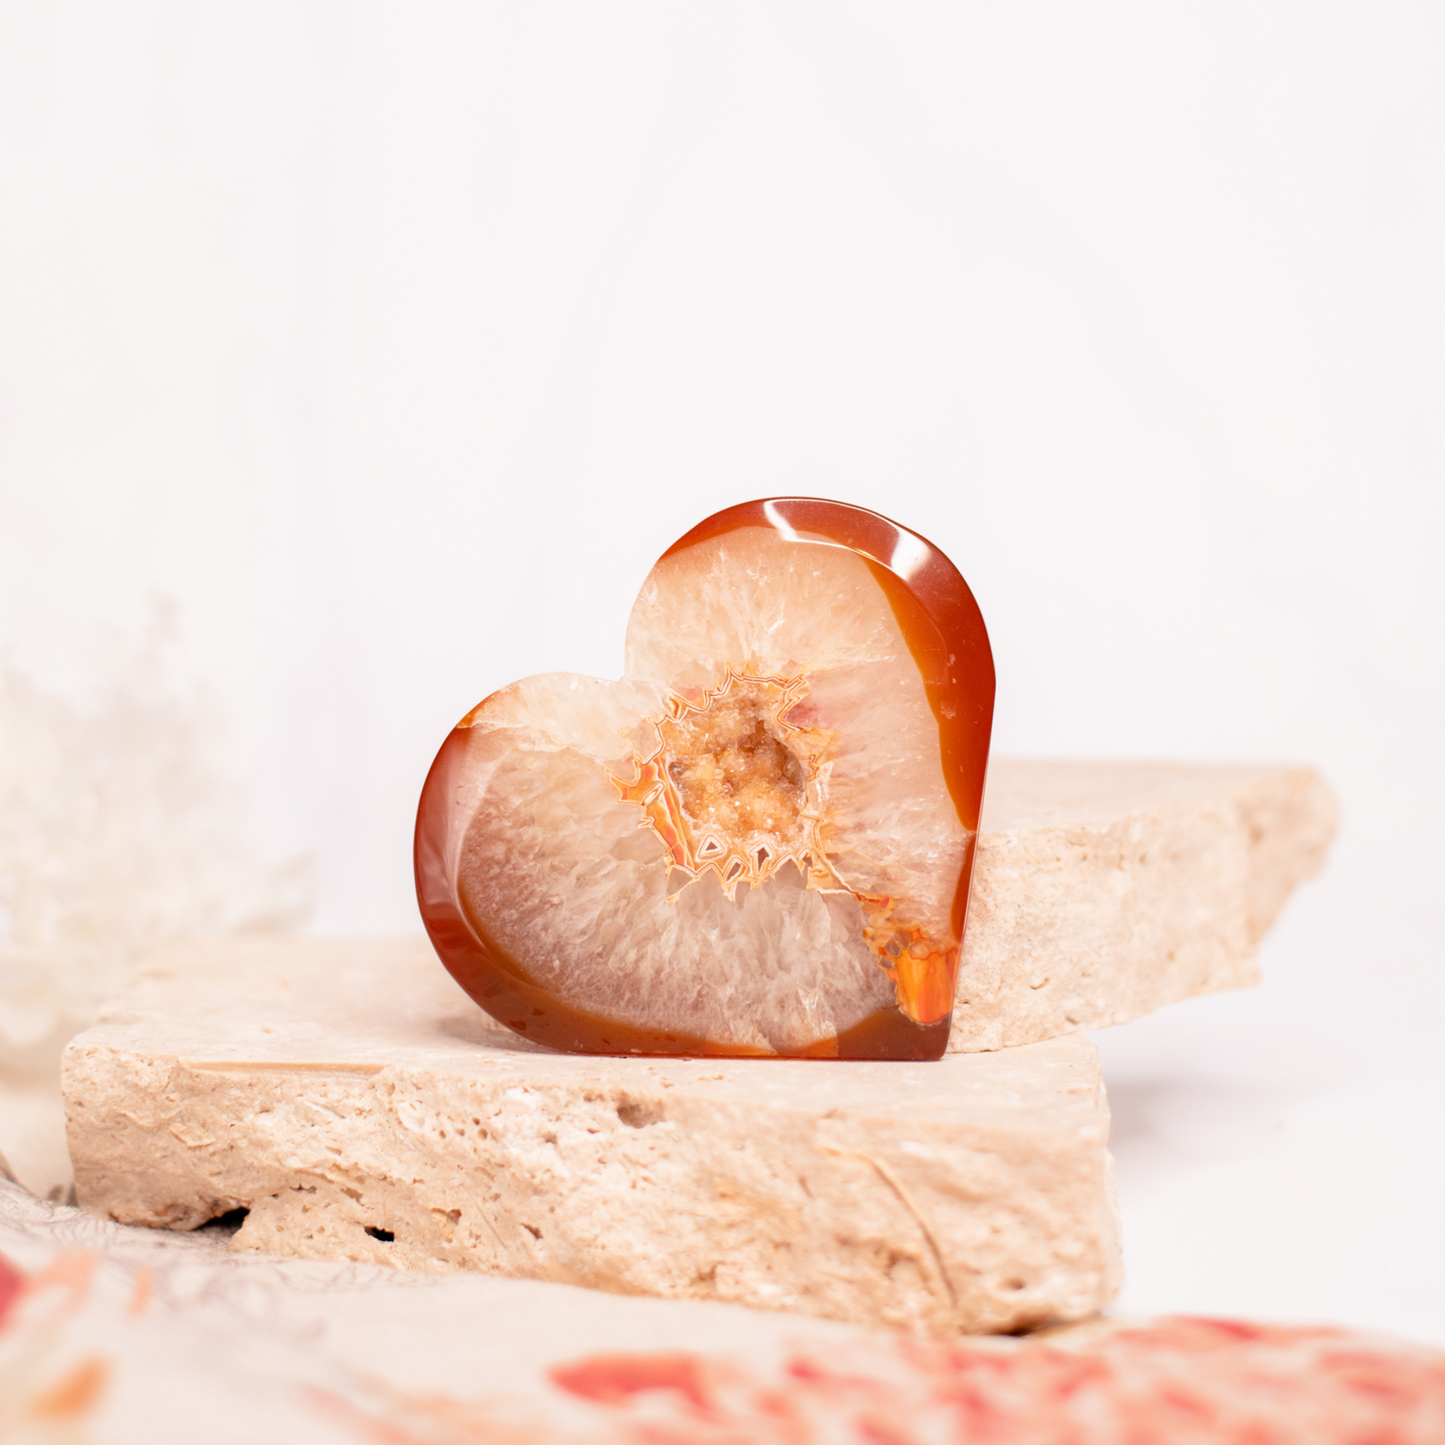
[{"x1": 415, "y1": 499, "x2": 994, "y2": 1059}]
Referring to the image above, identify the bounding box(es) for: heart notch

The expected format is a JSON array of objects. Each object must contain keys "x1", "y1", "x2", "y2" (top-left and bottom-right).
[{"x1": 415, "y1": 498, "x2": 994, "y2": 1060}]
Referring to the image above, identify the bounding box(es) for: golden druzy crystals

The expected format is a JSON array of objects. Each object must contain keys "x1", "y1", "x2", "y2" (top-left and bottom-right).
[
  {"x1": 609, "y1": 670, "x2": 832, "y2": 899},
  {"x1": 415, "y1": 499, "x2": 995, "y2": 1060}
]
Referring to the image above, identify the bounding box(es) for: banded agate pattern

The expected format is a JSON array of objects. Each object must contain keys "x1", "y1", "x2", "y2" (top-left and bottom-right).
[{"x1": 415, "y1": 498, "x2": 994, "y2": 1059}]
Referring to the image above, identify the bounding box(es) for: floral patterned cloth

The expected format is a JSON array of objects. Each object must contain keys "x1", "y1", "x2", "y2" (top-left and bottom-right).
[{"x1": 3, "y1": 1179, "x2": 1444, "y2": 1444}]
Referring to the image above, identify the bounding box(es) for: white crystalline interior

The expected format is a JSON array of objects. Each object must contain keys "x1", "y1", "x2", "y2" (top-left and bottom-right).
[{"x1": 454, "y1": 528, "x2": 970, "y2": 1051}]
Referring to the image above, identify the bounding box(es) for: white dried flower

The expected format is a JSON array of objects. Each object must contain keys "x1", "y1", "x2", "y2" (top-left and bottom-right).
[{"x1": 0, "y1": 604, "x2": 311, "y2": 1085}]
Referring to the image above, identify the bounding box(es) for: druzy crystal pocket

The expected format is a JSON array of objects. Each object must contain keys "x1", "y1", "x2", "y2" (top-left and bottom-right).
[{"x1": 415, "y1": 499, "x2": 994, "y2": 1059}]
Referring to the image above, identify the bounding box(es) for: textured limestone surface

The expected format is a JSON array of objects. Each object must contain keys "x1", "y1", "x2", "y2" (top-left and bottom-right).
[
  {"x1": 64, "y1": 936, "x2": 1119, "y2": 1337},
  {"x1": 955, "y1": 760, "x2": 1336, "y2": 1050}
]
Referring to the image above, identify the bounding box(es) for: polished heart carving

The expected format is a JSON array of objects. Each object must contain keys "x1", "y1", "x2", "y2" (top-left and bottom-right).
[{"x1": 415, "y1": 498, "x2": 994, "y2": 1060}]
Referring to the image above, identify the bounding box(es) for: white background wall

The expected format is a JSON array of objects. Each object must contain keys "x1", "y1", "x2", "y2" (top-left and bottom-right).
[{"x1": 2, "y1": 4, "x2": 1442, "y2": 1340}]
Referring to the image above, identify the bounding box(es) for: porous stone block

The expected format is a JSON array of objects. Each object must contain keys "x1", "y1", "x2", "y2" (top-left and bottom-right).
[
  {"x1": 956, "y1": 760, "x2": 1335, "y2": 1049},
  {"x1": 63, "y1": 936, "x2": 1119, "y2": 1336},
  {"x1": 60, "y1": 759, "x2": 1331, "y2": 1334}
]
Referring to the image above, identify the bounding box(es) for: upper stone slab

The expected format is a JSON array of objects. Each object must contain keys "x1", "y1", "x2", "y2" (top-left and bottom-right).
[{"x1": 955, "y1": 759, "x2": 1336, "y2": 1050}]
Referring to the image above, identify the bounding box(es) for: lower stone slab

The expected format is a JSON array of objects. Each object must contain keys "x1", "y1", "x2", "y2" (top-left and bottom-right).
[{"x1": 63, "y1": 937, "x2": 1119, "y2": 1336}]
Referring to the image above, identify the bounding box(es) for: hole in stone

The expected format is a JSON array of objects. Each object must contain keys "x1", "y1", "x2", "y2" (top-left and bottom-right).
[
  {"x1": 200, "y1": 1206, "x2": 250, "y2": 1234},
  {"x1": 1003, "y1": 1277, "x2": 1026, "y2": 1292},
  {"x1": 522, "y1": 1222, "x2": 542, "y2": 1239},
  {"x1": 616, "y1": 1097, "x2": 665, "y2": 1128},
  {"x1": 365, "y1": 1226, "x2": 395, "y2": 1242}
]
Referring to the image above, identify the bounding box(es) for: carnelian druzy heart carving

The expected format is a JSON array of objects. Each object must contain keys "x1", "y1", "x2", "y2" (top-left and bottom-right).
[{"x1": 415, "y1": 499, "x2": 994, "y2": 1060}]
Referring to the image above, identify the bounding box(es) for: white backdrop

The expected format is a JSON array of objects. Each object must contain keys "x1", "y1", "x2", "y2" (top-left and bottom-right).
[{"x1": 2, "y1": 4, "x2": 1442, "y2": 1341}]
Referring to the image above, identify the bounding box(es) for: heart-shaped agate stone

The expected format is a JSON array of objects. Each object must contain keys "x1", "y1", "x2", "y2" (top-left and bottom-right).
[{"x1": 415, "y1": 498, "x2": 993, "y2": 1060}]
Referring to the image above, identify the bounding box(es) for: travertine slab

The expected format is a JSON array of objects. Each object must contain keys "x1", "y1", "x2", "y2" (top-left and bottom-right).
[
  {"x1": 64, "y1": 936, "x2": 1119, "y2": 1336},
  {"x1": 60, "y1": 759, "x2": 1330, "y2": 1334},
  {"x1": 956, "y1": 760, "x2": 1335, "y2": 1049}
]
